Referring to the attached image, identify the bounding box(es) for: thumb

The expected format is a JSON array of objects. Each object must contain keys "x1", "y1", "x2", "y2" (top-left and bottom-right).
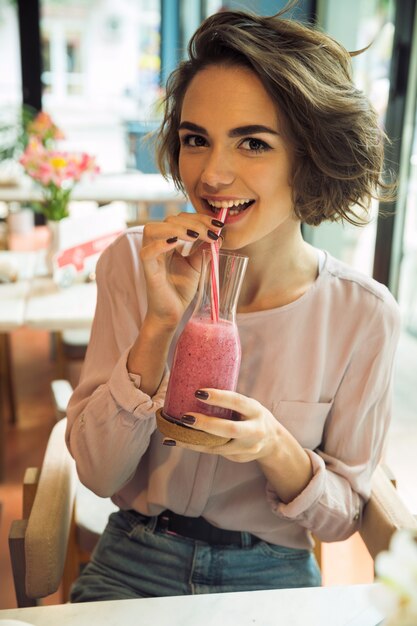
[{"x1": 183, "y1": 240, "x2": 206, "y2": 273}]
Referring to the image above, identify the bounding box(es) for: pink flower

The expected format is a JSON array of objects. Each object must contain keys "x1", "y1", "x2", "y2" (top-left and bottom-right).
[
  {"x1": 20, "y1": 140, "x2": 99, "y2": 188},
  {"x1": 27, "y1": 111, "x2": 65, "y2": 145},
  {"x1": 19, "y1": 138, "x2": 100, "y2": 221}
]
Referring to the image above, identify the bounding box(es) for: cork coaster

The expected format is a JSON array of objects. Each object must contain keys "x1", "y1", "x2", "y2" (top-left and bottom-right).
[{"x1": 156, "y1": 408, "x2": 230, "y2": 447}]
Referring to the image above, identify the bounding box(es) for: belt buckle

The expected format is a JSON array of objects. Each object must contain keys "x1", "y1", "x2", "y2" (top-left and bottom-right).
[
  {"x1": 158, "y1": 512, "x2": 171, "y2": 530},
  {"x1": 158, "y1": 511, "x2": 181, "y2": 537}
]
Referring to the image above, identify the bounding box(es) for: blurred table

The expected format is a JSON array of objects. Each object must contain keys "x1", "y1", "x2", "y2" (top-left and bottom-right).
[
  {"x1": 0, "y1": 584, "x2": 385, "y2": 625},
  {"x1": 0, "y1": 251, "x2": 97, "y2": 480},
  {"x1": 0, "y1": 171, "x2": 187, "y2": 222},
  {"x1": 0, "y1": 250, "x2": 96, "y2": 334},
  {"x1": 25, "y1": 277, "x2": 96, "y2": 331}
]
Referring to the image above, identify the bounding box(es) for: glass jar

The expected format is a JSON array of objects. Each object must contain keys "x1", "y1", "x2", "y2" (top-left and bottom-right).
[{"x1": 162, "y1": 248, "x2": 248, "y2": 422}]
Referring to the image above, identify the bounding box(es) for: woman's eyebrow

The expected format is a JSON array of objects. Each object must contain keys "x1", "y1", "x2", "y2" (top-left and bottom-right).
[
  {"x1": 178, "y1": 121, "x2": 280, "y2": 137},
  {"x1": 229, "y1": 125, "x2": 280, "y2": 137},
  {"x1": 178, "y1": 121, "x2": 207, "y2": 134}
]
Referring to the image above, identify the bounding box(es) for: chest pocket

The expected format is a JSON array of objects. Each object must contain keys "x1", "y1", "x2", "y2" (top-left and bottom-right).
[{"x1": 273, "y1": 400, "x2": 333, "y2": 450}]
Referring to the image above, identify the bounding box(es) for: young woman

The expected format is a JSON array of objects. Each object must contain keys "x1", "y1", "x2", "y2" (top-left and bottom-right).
[{"x1": 66, "y1": 7, "x2": 400, "y2": 601}]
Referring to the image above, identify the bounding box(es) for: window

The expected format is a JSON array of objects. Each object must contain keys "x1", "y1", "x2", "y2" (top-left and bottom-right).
[
  {"x1": 0, "y1": 1, "x2": 23, "y2": 192},
  {"x1": 0, "y1": 2, "x2": 21, "y2": 109},
  {"x1": 40, "y1": 0, "x2": 161, "y2": 173},
  {"x1": 306, "y1": 0, "x2": 396, "y2": 275}
]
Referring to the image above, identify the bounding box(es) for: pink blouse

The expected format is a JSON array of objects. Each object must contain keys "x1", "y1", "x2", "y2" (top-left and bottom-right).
[{"x1": 66, "y1": 227, "x2": 401, "y2": 550}]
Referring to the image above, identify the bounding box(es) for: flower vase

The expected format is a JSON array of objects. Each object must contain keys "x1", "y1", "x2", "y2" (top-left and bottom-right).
[{"x1": 46, "y1": 220, "x2": 61, "y2": 276}]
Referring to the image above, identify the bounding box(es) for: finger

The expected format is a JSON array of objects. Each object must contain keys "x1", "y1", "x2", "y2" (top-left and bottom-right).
[
  {"x1": 194, "y1": 388, "x2": 261, "y2": 418},
  {"x1": 140, "y1": 237, "x2": 178, "y2": 259},
  {"x1": 142, "y1": 222, "x2": 201, "y2": 249},
  {"x1": 162, "y1": 434, "x2": 255, "y2": 461},
  {"x1": 180, "y1": 244, "x2": 205, "y2": 274},
  {"x1": 176, "y1": 410, "x2": 251, "y2": 440},
  {"x1": 140, "y1": 226, "x2": 202, "y2": 268},
  {"x1": 164, "y1": 214, "x2": 224, "y2": 245},
  {"x1": 166, "y1": 211, "x2": 226, "y2": 232}
]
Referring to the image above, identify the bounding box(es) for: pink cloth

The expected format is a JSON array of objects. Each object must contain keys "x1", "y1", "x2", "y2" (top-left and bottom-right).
[{"x1": 66, "y1": 227, "x2": 401, "y2": 550}]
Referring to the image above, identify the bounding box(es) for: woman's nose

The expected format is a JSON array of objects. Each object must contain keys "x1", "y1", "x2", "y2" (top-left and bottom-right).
[{"x1": 200, "y1": 148, "x2": 235, "y2": 189}]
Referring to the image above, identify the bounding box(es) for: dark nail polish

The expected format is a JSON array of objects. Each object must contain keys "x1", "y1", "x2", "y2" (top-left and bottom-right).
[
  {"x1": 207, "y1": 230, "x2": 219, "y2": 241},
  {"x1": 211, "y1": 219, "x2": 224, "y2": 228},
  {"x1": 195, "y1": 389, "x2": 209, "y2": 400},
  {"x1": 166, "y1": 236, "x2": 178, "y2": 244},
  {"x1": 186, "y1": 229, "x2": 199, "y2": 239},
  {"x1": 163, "y1": 439, "x2": 176, "y2": 446},
  {"x1": 181, "y1": 414, "x2": 196, "y2": 425}
]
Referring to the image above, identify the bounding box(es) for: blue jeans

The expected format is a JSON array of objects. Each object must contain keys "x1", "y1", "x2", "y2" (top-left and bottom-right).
[{"x1": 70, "y1": 509, "x2": 321, "y2": 602}]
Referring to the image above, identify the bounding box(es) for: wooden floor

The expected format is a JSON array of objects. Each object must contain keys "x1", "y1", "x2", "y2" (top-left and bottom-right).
[{"x1": 0, "y1": 328, "x2": 376, "y2": 609}]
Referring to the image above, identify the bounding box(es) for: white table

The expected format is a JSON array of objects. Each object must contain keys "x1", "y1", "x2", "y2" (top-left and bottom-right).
[
  {"x1": 0, "y1": 585, "x2": 386, "y2": 626},
  {"x1": 0, "y1": 281, "x2": 30, "y2": 332},
  {"x1": 24, "y1": 278, "x2": 96, "y2": 331},
  {"x1": 0, "y1": 251, "x2": 42, "y2": 332},
  {"x1": 0, "y1": 252, "x2": 97, "y2": 479}
]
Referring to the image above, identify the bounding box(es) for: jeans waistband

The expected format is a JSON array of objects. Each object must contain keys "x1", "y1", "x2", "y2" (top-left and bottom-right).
[{"x1": 130, "y1": 509, "x2": 259, "y2": 547}]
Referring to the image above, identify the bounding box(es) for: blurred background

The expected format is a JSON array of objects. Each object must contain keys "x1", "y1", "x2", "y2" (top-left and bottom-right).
[
  {"x1": 0, "y1": 0, "x2": 417, "y2": 608},
  {"x1": 2, "y1": 0, "x2": 416, "y2": 310}
]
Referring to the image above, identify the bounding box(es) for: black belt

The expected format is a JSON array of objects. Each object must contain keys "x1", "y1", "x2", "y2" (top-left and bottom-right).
[{"x1": 132, "y1": 509, "x2": 259, "y2": 547}]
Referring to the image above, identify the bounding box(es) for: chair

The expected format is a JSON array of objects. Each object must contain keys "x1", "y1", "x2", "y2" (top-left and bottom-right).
[
  {"x1": 312, "y1": 465, "x2": 417, "y2": 571},
  {"x1": 50, "y1": 378, "x2": 74, "y2": 421},
  {"x1": 52, "y1": 328, "x2": 90, "y2": 381},
  {"x1": 358, "y1": 465, "x2": 417, "y2": 560},
  {"x1": 8, "y1": 418, "x2": 117, "y2": 607},
  {"x1": 8, "y1": 420, "x2": 417, "y2": 607}
]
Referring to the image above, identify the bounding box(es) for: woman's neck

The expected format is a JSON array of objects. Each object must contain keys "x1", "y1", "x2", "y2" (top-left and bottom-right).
[{"x1": 236, "y1": 224, "x2": 319, "y2": 313}]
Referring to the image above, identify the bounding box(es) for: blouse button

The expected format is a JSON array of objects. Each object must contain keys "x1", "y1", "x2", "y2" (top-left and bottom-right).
[{"x1": 353, "y1": 512, "x2": 360, "y2": 521}]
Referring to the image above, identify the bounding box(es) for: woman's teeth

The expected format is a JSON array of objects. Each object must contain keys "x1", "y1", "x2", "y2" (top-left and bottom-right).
[
  {"x1": 207, "y1": 199, "x2": 253, "y2": 215},
  {"x1": 229, "y1": 207, "x2": 244, "y2": 216}
]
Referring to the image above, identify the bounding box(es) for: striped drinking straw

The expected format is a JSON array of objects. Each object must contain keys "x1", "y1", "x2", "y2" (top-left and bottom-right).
[{"x1": 210, "y1": 207, "x2": 228, "y2": 323}]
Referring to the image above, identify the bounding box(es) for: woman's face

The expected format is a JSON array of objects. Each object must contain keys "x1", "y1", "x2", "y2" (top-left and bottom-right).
[{"x1": 178, "y1": 64, "x2": 297, "y2": 250}]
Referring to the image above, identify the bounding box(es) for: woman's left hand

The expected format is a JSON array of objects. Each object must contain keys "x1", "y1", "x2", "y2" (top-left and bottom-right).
[
  {"x1": 163, "y1": 388, "x2": 314, "y2": 503},
  {"x1": 163, "y1": 388, "x2": 282, "y2": 463}
]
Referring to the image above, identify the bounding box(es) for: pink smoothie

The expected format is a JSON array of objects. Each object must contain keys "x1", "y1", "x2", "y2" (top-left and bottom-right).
[{"x1": 163, "y1": 316, "x2": 241, "y2": 420}]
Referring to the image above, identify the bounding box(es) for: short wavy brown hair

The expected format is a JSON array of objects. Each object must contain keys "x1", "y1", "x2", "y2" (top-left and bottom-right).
[{"x1": 156, "y1": 8, "x2": 393, "y2": 226}]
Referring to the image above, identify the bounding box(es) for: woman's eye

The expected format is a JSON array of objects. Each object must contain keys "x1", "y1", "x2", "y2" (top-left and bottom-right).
[
  {"x1": 181, "y1": 134, "x2": 207, "y2": 148},
  {"x1": 240, "y1": 138, "x2": 270, "y2": 153}
]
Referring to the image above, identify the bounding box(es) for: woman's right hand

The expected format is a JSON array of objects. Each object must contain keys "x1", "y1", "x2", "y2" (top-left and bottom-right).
[{"x1": 140, "y1": 211, "x2": 224, "y2": 329}]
